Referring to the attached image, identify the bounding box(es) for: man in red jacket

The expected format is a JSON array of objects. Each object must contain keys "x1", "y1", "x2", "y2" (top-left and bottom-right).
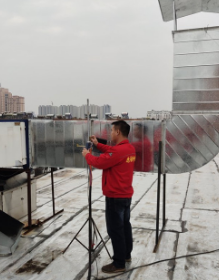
[{"x1": 82, "y1": 120, "x2": 136, "y2": 273}]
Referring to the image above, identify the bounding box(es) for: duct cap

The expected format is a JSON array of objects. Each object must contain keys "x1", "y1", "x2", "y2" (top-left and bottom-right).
[{"x1": 158, "y1": 0, "x2": 219, "y2": 22}]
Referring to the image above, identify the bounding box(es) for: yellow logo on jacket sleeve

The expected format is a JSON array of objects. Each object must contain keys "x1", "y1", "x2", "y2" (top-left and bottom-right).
[{"x1": 126, "y1": 156, "x2": 136, "y2": 163}]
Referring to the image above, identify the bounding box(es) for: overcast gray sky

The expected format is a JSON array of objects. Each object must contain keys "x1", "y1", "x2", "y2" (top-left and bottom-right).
[{"x1": 0, "y1": 0, "x2": 219, "y2": 117}]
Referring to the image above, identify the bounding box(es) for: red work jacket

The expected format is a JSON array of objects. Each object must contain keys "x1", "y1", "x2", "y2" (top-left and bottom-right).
[{"x1": 85, "y1": 139, "x2": 136, "y2": 198}]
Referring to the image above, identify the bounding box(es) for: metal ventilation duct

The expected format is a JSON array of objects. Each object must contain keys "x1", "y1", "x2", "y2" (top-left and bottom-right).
[
  {"x1": 173, "y1": 26, "x2": 219, "y2": 111},
  {"x1": 30, "y1": 120, "x2": 163, "y2": 173},
  {"x1": 165, "y1": 114, "x2": 219, "y2": 173},
  {"x1": 30, "y1": 116, "x2": 219, "y2": 174},
  {"x1": 158, "y1": 0, "x2": 219, "y2": 22}
]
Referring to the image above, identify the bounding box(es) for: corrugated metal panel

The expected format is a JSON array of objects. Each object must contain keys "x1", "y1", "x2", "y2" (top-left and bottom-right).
[
  {"x1": 158, "y1": 0, "x2": 219, "y2": 22},
  {"x1": 173, "y1": 26, "x2": 219, "y2": 111}
]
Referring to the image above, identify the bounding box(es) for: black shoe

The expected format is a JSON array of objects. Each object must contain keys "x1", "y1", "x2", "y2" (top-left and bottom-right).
[{"x1": 102, "y1": 262, "x2": 125, "y2": 274}]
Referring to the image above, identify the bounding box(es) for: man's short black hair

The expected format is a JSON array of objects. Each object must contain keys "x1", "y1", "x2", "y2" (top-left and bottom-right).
[{"x1": 111, "y1": 120, "x2": 130, "y2": 137}]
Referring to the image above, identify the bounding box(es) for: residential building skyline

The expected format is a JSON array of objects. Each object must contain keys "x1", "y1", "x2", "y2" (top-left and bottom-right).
[
  {"x1": 0, "y1": 85, "x2": 25, "y2": 113},
  {"x1": 38, "y1": 104, "x2": 111, "y2": 119}
]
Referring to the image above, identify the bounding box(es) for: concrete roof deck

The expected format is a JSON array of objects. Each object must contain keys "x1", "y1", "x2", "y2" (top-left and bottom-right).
[{"x1": 1, "y1": 155, "x2": 219, "y2": 280}]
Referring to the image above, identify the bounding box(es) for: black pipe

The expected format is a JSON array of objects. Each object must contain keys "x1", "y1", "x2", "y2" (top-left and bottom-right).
[
  {"x1": 27, "y1": 169, "x2": 32, "y2": 228},
  {"x1": 88, "y1": 181, "x2": 92, "y2": 280},
  {"x1": 51, "y1": 168, "x2": 55, "y2": 215},
  {"x1": 155, "y1": 141, "x2": 162, "y2": 246},
  {"x1": 163, "y1": 173, "x2": 166, "y2": 227}
]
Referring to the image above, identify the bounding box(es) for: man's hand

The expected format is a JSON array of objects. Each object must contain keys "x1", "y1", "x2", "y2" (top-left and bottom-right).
[
  {"x1": 90, "y1": 135, "x2": 98, "y2": 146},
  {"x1": 82, "y1": 148, "x2": 90, "y2": 158}
]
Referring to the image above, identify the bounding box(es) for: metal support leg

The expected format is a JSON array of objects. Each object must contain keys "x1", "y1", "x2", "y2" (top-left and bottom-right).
[
  {"x1": 23, "y1": 168, "x2": 63, "y2": 235},
  {"x1": 27, "y1": 169, "x2": 32, "y2": 228},
  {"x1": 51, "y1": 168, "x2": 55, "y2": 215},
  {"x1": 163, "y1": 173, "x2": 166, "y2": 227},
  {"x1": 41, "y1": 168, "x2": 64, "y2": 223},
  {"x1": 62, "y1": 183, "x2": 111, "y2": 280},
  {"x1": 155, "y1": 142, "x2": 162, "y2": 246},
  {"x1": 88, "y1": 184, "x2": 92, "y2": 280},
  {"x1": 153, "y1": 142, "x2": 168, "y2": 253}
]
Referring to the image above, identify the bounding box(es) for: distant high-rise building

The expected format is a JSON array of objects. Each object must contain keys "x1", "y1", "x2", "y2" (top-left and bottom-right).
[
  {"x1": 12, "y1": 96, "x2": 25, "y2": 113},
  {"x1": 69, "y1": 105, "x2": 79, "y2": 118},
  {"x1": 100, "y1": 104, "x2": 111, "y2": 119},
  {"x1": 38, "y1": 105, "x2": 58, "y2": 116},
  {"x1": 0, "y1": 85, "x2": 25, "y2": 113}
]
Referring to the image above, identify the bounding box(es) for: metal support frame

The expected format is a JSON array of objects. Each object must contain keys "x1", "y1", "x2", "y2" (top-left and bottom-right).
[
  {"x1": 63, "y1": 100, "x2": 111, "y2": 280},
  {"x1": 23, "y1": 167, "x2": 64, "y2": 233},
  {"x1": 153, "y1": 141, "x2": 168, "y2": 253},
  {"x1": 62, "y1": 182, "x2": 111, "y2": 278}
]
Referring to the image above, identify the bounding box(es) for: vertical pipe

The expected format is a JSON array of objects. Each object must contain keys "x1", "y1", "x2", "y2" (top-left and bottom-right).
[
  {"x1": 51, "y1": 167, "x2": 55, "y2": 215},
  {"x1": 87, "y1": 99, "x2": 90, "y2": 139},
  {"x1": 161, "y1": 120, "x2": 166, "y2": 175},
  {"x1": 87, "y1": 98, "x2": 92, "y2": 280},
  {"x1": 27, "y1": 169, "x2": 32, "y2": 228},
  {"x1": 163, "y1": 173, "x2": 166, "y2": 227},
  {"x1": 88, "y1": 174, "x2": 92, "y2": 279},
  {"x1": 155, "y1": 141, "x2": 162, "y2": 245},
  {"x1": 173, "y1": 0, "x2": 177, "y2": 31}
]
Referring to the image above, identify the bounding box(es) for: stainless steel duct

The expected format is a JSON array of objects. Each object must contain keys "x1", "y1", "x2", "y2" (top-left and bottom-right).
[
  {"x1": 30, "y1": 120, "x2": 163, "y2": 173},
  {"x1": 165, "y1": 114, "x2": 219, "y2": 173},
  {"x1": 29, "y1": 116, "x2": 219, "y2": 174},
  {"x1": 173, "y1": 26, "x2": 219, "y2": 111}
]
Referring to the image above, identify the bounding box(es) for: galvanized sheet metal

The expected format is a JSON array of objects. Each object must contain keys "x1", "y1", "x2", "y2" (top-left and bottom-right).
[
  {"x1": 174, "y1": 53, "x2": 219, "y2": 68},
  {"x1": 173, "y1": 103, "x2": 219, "y2": 110},
  {"x1": 159, "y1": 0, "x2": 219, "y2": 22},
  {"x1": 173, "y1": 91, "x2": 219, "y2": 102},
  {"x1": 165, "y1": 114, "x2": 219, "y2": 174},
  {"x1": 31, "y1": 120, "x2": 163, "y2": 173},
  {"x1": 173, "y1": 26, "x2": 219, "y2": 111},
  {"x1": 174, "y1": 65, "x2": 219, "y2": 79},
  {"x1": 30, "y1": 116, "x2": 219, "y2": 175},
  {"x1": 173, "y1": 78, "x2": 219, "y2": 90},
  {"x1": 173, "y1": 27, "x2": 219, "y2": 42},
  {"x1": 174, "y1": 40, "x2": 219, "y2": 54}
]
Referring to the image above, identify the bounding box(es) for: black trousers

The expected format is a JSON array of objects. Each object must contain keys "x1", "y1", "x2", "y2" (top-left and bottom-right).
[{"x1": 105, "y1": 197, "x2": 133, "y2": 268}]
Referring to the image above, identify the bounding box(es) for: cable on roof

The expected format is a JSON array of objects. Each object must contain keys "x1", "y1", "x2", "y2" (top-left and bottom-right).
[{"x1": 91, "y1": 248, "x2": 219, "y2": 280}]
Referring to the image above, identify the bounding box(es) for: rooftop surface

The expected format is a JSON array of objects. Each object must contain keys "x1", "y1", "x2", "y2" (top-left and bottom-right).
[{"x1": 1, "y1": 154, "x2": 219, "y2": 280}]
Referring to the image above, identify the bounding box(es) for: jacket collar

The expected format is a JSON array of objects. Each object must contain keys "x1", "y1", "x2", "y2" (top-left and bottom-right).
[{"x1": 117, "y1": 139, "x2": 129, "y2": 146}]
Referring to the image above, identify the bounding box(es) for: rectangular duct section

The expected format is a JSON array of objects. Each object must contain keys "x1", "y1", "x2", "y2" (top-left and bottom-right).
[
  {"x1": 30, "y1": 120, "x2": 164, "y2": 173},
  {"x1": 172, "y1": 26, "x2": 219, "y2": 112}
]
